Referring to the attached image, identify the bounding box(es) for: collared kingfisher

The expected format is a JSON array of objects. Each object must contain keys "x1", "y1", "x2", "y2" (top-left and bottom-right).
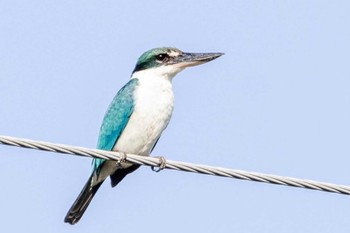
[{"x1": 64, "y1": 47, "x2": 223, "y2": 224}]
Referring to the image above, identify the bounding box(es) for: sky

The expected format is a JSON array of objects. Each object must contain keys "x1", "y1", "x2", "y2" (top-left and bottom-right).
[{"x1": 1, "y1": 1, "x2": 350, "y2": 232}]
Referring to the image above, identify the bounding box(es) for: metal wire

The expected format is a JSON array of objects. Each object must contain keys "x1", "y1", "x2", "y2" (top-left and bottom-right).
[{"x1": 1, "y1": 135, "x2": 350, "y2": 195}]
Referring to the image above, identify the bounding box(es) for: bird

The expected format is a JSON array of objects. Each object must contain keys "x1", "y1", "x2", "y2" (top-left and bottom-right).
[{"x1": 64, "y1": 47, "x2": 223, "y2": 224}]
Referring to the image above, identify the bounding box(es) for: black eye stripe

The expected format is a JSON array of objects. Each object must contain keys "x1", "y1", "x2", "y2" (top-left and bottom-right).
[
  {"x1": 133, "y1": 52, "x2": 171, "y2": 73},
  {"x1": 156, "y1": 53, "x2": 169, "y2": 62}
]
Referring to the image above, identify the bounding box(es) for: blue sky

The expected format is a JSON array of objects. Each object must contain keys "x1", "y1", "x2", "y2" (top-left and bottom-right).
[{"x1": 1, "y1": 1, "x2": 350, "y2": 232}]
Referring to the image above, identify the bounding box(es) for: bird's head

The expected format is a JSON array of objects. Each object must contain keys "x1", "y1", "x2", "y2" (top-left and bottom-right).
[{"x1": 131, "y1": 47, "x2": 223, "y2": 80}]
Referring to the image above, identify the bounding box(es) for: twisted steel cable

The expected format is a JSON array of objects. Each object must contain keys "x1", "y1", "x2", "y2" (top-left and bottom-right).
[{"x1": 1, "y1": 135, "x2": 350, "y2": 195}]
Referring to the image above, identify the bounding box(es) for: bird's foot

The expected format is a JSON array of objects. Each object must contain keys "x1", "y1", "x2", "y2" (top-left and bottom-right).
[
  {"x1": 151, "y1": 156, "x2": 166, "y2": 172},
  {"x1": 116, "y1": 151, "x2": 127, "y2": 168}
]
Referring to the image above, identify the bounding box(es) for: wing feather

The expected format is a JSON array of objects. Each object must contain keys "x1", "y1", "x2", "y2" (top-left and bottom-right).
[{"x1": 92, "y1": 78, "x2": 139, "y2": 171}]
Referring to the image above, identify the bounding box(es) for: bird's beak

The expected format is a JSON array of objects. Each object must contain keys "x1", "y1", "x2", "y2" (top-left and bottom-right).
[{"x1": 171, "y1": 52, "x2": 224, "y2": 68}]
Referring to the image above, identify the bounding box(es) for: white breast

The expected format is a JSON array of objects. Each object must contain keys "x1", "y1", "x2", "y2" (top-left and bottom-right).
[{"x1": 113, "y1": 74, "x2": 174, "y2": 156}]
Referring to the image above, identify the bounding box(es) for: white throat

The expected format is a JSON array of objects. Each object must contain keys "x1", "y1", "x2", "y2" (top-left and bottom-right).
[{"x1": 131, "y1": 65, "x2": 185, "y2": 82}]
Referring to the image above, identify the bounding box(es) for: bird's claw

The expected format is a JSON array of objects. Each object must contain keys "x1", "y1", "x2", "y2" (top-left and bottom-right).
[
  {"x1": 151, "y1": 156, "x2": 166, "y2": 172},
  {"x1": 116, "y1": 151, "x2": 127, "y2": 167}
]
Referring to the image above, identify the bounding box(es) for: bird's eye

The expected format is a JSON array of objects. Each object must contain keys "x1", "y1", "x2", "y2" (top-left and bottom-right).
[{"x1": 155, "y1": 54, "x2": 169, "y2": 63}]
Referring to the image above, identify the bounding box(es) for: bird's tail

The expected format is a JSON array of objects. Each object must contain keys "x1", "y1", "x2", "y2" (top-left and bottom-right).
[{"x1": 64, "y1": 173, "x2": 104, "y2": 225}]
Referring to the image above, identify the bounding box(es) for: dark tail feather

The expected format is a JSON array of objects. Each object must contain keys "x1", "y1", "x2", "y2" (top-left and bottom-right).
[
  {"x1": 64, "y1": 174, "x2": 104, "y2": 225},
  {"x1": 110, "y1": 165, "x2": 140, "y2": 187}
]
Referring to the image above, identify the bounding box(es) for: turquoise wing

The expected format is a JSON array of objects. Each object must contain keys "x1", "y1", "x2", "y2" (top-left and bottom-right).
[{"x1": 92, "y1": 78, "x2": 139, "y2": 171}]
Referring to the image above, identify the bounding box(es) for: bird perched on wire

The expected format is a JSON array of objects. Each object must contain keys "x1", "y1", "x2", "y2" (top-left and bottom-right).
[{"x1": 64, "y1": 47, "x2": 223, "y2": 224}]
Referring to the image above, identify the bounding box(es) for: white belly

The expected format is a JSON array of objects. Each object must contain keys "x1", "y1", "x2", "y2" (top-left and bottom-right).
[{"x1": 113, "y1": 76, "x2": 174, "y2": 156}]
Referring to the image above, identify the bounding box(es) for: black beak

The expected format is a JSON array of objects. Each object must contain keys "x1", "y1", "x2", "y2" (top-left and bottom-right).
[{"x1": 171, "y1": 52, "x2": 224, "y2": 67}]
